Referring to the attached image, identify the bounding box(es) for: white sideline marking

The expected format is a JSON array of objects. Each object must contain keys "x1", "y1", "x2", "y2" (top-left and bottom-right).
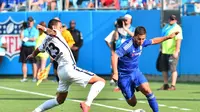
[
  {"x1": 119, "y1": 98, "x2": 191, "y2": 111},
  {"x1": 0, "y1": 86, "x2": 133, "y2": 112},
  {"x1": 158, "y1": 104, "x2": 166, "y2": 107},
  {"x1": 180, "y1": 108, "x2": 192, "y2": 111},
  {"x1": 169, "y1": 106, "x2": 179, "y2": 109},
  {"x1": 138, "y1": 101, "x2": 146, "y2": 104}
]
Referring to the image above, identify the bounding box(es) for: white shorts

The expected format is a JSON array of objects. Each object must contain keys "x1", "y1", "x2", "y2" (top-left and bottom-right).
[{"x1": 57, "y1": 65, "x2": 94, "y2": 93}]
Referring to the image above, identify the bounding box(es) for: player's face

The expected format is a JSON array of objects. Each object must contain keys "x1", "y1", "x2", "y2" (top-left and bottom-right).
[
  {"x1": 134, "y1": 34, "x2": 146, "y2": 46},
  {"x1": 54, "y1": 22, "x2": 62, "y2": 32}
]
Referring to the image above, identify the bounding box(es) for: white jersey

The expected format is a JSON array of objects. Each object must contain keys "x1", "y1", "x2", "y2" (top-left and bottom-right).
[{"x1": 38, "y1": 29, "x2": 76, "y2": 67}]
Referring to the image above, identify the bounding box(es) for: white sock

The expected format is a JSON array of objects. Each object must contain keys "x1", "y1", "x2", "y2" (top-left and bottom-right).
[
  {"x1": 85, "y1": 81, "x2": 105, "y2": 106},
  {"x1": 34, "y1": 98, "x2": 59, "y2": 112}
]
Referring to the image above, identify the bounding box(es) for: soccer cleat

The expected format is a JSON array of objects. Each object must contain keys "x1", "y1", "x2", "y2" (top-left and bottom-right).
[
  {"x1": 20, "y1": 78, "x2": 28, "y2": 82},
  {"x1": 167, "y1": 85, "x2": 176, "y2": 90},
  {"x1": 110, "y1": 79, "x2": 116, "y2": 86},
  {"x1": 32, "y1": 78, "x2": 37, "y2": 82},
  {"x1": 80, "y1": 102, "x2": 90, "y2": 112},
  {"x1": 157, "y1": 84, "x2": 169, "y2": 90},
  {"x1": 113, "y1": 87, "x2": 121, "y2": 92}
]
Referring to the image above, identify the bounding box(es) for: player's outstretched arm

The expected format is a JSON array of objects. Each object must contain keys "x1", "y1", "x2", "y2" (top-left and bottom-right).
[
  {"x1": 111, "y1": 51, "x2": 119, "y2": 81},
  {"x1": 37, "y1": 24, "x2": 56, "y2": 36},
  {"x1": 26, "y1": 48, "x2": 41, "y2": 60},
  {"x1": 152, "y1": 31, "x2": 179, "y2": 45}
]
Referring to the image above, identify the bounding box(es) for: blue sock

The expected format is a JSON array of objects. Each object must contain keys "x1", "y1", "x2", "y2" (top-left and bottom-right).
[{"x1": 146, "y1": 93, "x2": 159, "y2": 112}]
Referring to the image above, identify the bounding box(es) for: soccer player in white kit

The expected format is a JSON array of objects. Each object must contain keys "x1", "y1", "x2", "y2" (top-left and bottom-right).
[{"x1": 27, "y1": 19, "x2": 105, "y2": 112}]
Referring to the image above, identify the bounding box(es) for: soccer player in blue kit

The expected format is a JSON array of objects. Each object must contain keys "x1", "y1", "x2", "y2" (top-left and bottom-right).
[{"x1": 112, "y1": 26, "x2": 179, "y2": 112}]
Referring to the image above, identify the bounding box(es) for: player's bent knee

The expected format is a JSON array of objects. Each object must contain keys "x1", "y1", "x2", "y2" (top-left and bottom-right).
[
  {"x1": 127, "y1": 100, "x2": 137, "y2": 107},
  {"x1": 99, "y1": 77, "x2": 106, "y2": 83},
  {"x1": 56, "y1": 92, "x2": 68, "y2": 104},
  {"x1": 57, "y1": 98, "x2": 65, "y2": 104},
  {"x1": 56, "y1": 95, "x2": 66, "y2": 104},
  {"x1": 89, "y1": 75, "x2": 106, "y2": 84}
]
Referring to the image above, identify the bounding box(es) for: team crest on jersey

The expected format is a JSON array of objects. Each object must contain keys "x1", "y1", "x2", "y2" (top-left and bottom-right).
[{"x1": 0, "y1": 17, "x2": 23, "y2": 61}]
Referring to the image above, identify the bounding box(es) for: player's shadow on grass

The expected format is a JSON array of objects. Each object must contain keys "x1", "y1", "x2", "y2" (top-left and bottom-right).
[
  {"x1": 190, "y1": 92, "x2": 200, "y2": 94},
  {"x1": 0, "y1": 98, "x2": 50, "y2": 100},
  {"x1": 68, "y1": 98, "x2": 200, "y2": 102},
  {"x1": 138, "y1": 98, "x2": 200, "y2": 102}
]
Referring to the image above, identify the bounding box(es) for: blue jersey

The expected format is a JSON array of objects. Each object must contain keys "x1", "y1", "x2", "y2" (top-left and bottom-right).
[{"x1": 115, "y1": 38, "x2": 152, "y2": 74}]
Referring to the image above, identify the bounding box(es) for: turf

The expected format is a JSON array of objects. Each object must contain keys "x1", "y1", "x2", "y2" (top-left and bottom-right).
[{"x1": 0, "y1": 78, "x2": 199, "y2": 112}]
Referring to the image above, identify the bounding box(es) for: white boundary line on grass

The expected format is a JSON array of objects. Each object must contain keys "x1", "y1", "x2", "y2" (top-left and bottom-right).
[
  {"x1": 0, "y1": 86, "x2": 133, "y2": 112},
  {"x1": 119, "y1": 98, "x2": 192, "y2": 111}
]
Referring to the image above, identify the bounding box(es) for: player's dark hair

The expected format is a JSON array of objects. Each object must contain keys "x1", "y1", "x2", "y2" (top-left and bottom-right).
[
  {"x1": 48, "y1": 19, "x2": 61, "y2": 29},
  {"x1": 134, "y1": 26, "x2": 146, "y2": 36}
]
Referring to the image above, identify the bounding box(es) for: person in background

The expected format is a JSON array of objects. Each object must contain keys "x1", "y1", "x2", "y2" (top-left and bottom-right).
[
  {"x1": 35, "y1": 21, "x2": 49, "y2": 79},
  {"x1": 29, "y1": 0, "x2": 44, "y2": 11},
  {"x1": 0, "y1": 36, "x2": 7, "y2": 65},
  {"x1": 61, "y1": 24, "x2": 75, "y2": 48},
  {"x1": 0, "y1": 0, "x2": 6, "y2": 12},
  {"x1": 19, "y1": 16, "x2": 39, "y2": 82},
  {"x1": 157, "y1": 15, "x2": 183, "y2": 90},
  {"x1": 68, "y1": 20, "x2": 83, "y2": 62}
]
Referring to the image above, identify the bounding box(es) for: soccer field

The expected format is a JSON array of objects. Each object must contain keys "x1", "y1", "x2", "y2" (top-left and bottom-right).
[{"x1": 0, "y1": 78, "x2": 199, "y2": 112}]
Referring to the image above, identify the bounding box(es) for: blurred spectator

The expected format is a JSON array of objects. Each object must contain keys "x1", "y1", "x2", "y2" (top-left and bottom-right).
[
  {"x1": 19, "y1": 16, "x2": 39, "y2": 82},
  {"x1": 72, "y1": 0, "x2": 78, "y2": 9},
  {"x1": 0, "y1": 0, "x2": 6, "y2": 12},
  {"x1": 157, "y1": 15, "x2": 182, "y2": 90},
  {"x1": 47, "y1": 0, "x2": 56, "y2": 11},
  {"x1": 35, "y1": 21, "x2": 49, "y2": 79},
  {"x1": 100, "y1": 0, "x2": 120, "y2": 10},
  {"x1": 29, "y1": 0, "x2": 45, "y2": 11},
  {"x1": 64, "y1": 0, "x2": 69, "y2": 10},
  {"x1": 68, "y1": 20, "x2": 83, "y2": 62},
  {"x1": 164, "y1": 0, "x2": 179, "y2": 10},
  {"x1": 129, "y1": 0, "x2": 144, "y2": 9},
  {"x1": 146, "y1": 0, "x2": 157, "y2": 10},
  {"x1": 0, "y1": 36, "x2": 7, "y2": 65},
  {"x1": 87, "y1": 1, "x2": 94, "y2": 8},
  {"x1": 61, "y1": 24, "x2": 75, "y2": 48}
]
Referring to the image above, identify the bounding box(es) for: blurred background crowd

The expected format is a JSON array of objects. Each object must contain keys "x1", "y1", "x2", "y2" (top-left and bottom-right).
[{"x1": 0, "y1": 0, "x2": 199, "y2": 15}]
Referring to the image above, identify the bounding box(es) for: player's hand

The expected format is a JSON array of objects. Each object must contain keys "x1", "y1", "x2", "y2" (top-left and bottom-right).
[
  {"x1": 112, "y1": 72, "x2": 118, "y2": 82},
  {"x1": 50, "y1": 57, "x2": 54, "y2": 63},
  {"x1": 71, "y1": 46, "x2": 79, "y2": 51},
  {"x1": 122, "y1": 21, "x2": 127, "y2": 31},
  {"x1": 26, "y1": 54, "x2": 34, "y2": 60},
  {"x1": 37, "y1": 25, "x2": 44, "y2": 30},
  {"x1": 173, "y1": 51, "x2": 179, "y2": 58},
  {"x1": 168, "y1": 31, "x2": 179, "y2": 39}
]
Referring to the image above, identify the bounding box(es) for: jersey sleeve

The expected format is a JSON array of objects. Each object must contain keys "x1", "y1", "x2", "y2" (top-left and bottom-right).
[
  {"x1": 115, "y1": 40, "x2": 131, "y2": 57},
  {"x1": 142, "y1": 39, "x2": 152, "y2": 47},
  {"x1": 38, "y1": 36, "x2": 48, "y2": 52}
]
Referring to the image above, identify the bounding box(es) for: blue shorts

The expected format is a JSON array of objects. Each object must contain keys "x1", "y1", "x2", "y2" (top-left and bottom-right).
[{"x1": 118, "y1": 69, "x2": 147, "y2": 100}]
